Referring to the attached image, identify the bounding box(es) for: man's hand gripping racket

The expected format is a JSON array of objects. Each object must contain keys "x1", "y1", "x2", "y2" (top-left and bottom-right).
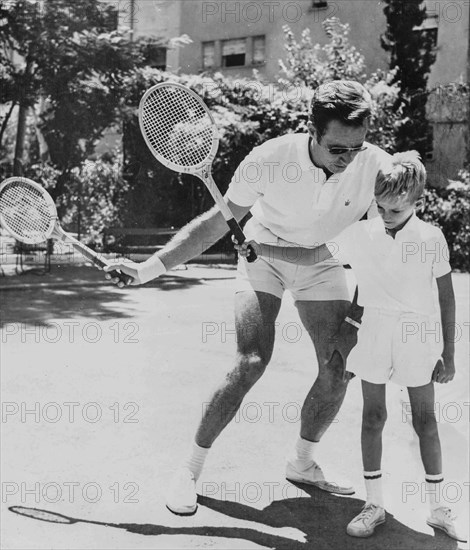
[
  {"x1": 138, "y1": 82, "x2": 256, "y2": 263},
  {"x1": 0, "y1": 177, "x2": 132, "y2": 288}
]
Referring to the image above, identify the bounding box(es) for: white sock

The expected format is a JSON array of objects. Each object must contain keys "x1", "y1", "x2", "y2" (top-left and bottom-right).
[
  {"x1": 294, "y1": 436, "x2": 319, "y2": 467},
  {"x1": 184, "y1": 442, "x2": 210, "y2": 481},
  {"x1": 364, "y1": 470, "x2": 384, "y2": 508},
  {"x1": 425, "y1": 473, "x2": 444, "y2": 511}
]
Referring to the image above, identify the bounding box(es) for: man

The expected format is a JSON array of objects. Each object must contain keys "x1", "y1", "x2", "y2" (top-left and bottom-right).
[{"x1": 106, "y1": 80, "x2": 391, "y2": 515}]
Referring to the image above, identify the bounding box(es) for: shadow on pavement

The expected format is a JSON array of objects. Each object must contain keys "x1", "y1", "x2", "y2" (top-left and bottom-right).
[
  {"x1": 0, "y1": 267, "x2": 216, "y2": 329},
  {"x1": 0, "y1": 285, "x2": 136, "y2": 328},
  {"x1": 198, "y1": 488, "x2": 459, "y2": 549},
  {"x1": 9, "y1": 486, "x2": 459, "y2": 550}
]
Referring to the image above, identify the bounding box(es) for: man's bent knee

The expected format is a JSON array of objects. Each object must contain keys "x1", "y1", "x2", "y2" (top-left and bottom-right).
[
  {"x1": 318, "y1": 351, "x2": 349, "y2": 389},
  {"x1": 234, "y1": 353, "x2": 268, "y2": 390}
]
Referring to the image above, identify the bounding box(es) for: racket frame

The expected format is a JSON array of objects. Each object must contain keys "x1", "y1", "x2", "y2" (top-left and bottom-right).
[
  {"x1": 0, "y1": 177, "x2": 132, "y2": 286},
  {"x1": 0, "y1": 177, "x2": 56, "y2": 244},
  {"x1": 139, "y1": 82, "x2": 256, "y2": 260}
]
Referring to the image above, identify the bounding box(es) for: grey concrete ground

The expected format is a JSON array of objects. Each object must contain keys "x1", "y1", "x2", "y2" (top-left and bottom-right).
[{"x1": 1, "y1": 258, "x2": 468, "y2": 550}]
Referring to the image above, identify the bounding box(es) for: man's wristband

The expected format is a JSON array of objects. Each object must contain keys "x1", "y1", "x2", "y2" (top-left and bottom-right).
[
  {"x1": 345, "y1": 317, "x2": 361, "y2": 329},
  {"x1": 139, "y1": 256, "x2": 167, "y2": 284}
]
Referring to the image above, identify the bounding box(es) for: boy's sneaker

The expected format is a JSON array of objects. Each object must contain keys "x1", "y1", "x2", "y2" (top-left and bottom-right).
[
  {"x1": 426, "y1": 507, "x2": 467, "y2": 542},
  {"x1": 286, "y1": 459, "x2": 355, "y2": 495},
  {"x1": 346, "y1": 503, "x2": 386, "y2": 537},
  {"x1": 165, "y1": 467, "x2": 197, "y2": 515}
]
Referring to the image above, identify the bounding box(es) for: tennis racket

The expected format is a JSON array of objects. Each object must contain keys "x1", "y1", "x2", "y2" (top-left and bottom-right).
[
  {"x1": 138, "y1": 82, "x2": 256, "y2": 262},
  {"x1": 0, "y1": 177, "x2": 132, "y2": 287},
  {"x1": 9, "y1": 506, "x2": 114, "y2": 528}
]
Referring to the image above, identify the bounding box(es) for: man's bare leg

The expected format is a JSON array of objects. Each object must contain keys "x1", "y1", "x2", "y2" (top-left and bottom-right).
[
  {"x1": 285, "y1": 299, "x2": 355, "y2": 494},
  {"x1": 196, "y1": 290, "x2": 281, "y2": 447},
  {"x1": 296, "y1": 299, "x2": 351, "y2": 439},
  {"x1": 166, "y1": 290, "x2": 281, "y2": 514}
]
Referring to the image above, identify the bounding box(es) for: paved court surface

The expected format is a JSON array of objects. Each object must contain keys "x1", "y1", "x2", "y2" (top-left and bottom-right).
[{"x1": 1, "y1": 260, "x2": 469, "y2": 549}]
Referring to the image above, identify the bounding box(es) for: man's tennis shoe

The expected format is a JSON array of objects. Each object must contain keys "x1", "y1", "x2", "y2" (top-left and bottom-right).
[
  {"x1": 165, "y1": 467, "x2": 197, "y2": 515},
  {"x1": 426, "y1": 507, "x2": 467, "y2": 542},
  {"x1": 286, "y1": 459, "x2": 355, "y2": 495},
  {"x1": 347, "y1": 503, "x2": 386, "y2": 537}
]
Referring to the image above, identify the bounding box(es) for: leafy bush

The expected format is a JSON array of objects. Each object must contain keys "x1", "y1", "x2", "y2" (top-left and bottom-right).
[
  {"x1": 422, "y1": 170, "x2": 470, "y2": 272},
  {"x1": 278, "y1": 18, "x2": 404, "y2": 153},
  {"x1": 24, "y1": 153, "x2": 129, "y2": 247},
  {"x1": 120, "y1": 18, "x2": 405, "y2": 236}
]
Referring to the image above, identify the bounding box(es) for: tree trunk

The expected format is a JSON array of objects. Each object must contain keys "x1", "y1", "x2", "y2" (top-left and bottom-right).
[
  {"x1": 0, "y1": 101, "x2": 16, "y2": 149},
  {"x1": 13, "y1": 102, "x2": 28, "y2": 176},
  {"x1": 13, "y1": 59, "x2": 33, "y2": 176}
]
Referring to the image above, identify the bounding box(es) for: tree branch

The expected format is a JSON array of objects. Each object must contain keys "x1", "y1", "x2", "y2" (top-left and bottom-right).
[{"x1": 0, "y1": 100, "x2": 16, "y2": 149}]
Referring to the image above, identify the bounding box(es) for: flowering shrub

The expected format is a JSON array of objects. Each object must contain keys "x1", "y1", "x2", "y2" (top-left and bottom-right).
[{"x1": 422, "y1": 170, "x2": 470, "y2": 272}]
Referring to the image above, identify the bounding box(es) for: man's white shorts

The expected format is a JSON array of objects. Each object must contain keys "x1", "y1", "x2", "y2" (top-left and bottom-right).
[
  {"x1": 236, "y1": 253, "x2": 350, "y2": 302},
  {"x1": 347, "y1": 308, "x2": 441, "y2": 387}
]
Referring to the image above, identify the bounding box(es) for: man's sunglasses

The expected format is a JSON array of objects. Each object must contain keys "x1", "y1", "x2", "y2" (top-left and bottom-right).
[{"x1": 327, "y1": 145, "x2": 367, "y2": 155}]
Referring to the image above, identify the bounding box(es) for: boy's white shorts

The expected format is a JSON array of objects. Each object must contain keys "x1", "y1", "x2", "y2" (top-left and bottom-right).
[{"x1": 347, "y1": 308, "x2": 442, "y2": 387}]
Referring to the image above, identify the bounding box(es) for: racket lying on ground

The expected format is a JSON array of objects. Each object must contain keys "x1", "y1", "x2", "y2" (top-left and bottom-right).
[
  {"x1": 139, "y1": 82, "x2": 256, "y2": 262},
  {"x1": 0, "y1": 177, "x2": 132, "y2": 287}
]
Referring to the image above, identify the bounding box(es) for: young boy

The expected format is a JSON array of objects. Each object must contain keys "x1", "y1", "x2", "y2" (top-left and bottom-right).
[{"x1": 235, "y1": 151, "x2": 466, "y2": 542}]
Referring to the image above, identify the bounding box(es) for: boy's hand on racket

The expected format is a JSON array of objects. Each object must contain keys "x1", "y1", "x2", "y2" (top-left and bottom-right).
[{"x1": 432, "y1": 356, "x2": 455, "y2": 383}]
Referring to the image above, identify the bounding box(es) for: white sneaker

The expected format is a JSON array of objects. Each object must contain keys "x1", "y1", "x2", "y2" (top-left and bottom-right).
[
  {"x1": 286, "y1": 459, "x2": 355, "y2": 495},
  {"x1": 165, "y1": 467, "x2": 197, "y2": 515},
  {"x1": 427, "y1": 507, "x2": 468, "y2": 542},
  {"x1": 347, "y1": 503, "x2": 386, "y2": 537}
]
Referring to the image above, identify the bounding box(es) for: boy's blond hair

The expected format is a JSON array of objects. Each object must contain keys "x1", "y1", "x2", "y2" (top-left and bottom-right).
[{"x1": 375, "y1": 151, "x2": 426, "y2": 203}]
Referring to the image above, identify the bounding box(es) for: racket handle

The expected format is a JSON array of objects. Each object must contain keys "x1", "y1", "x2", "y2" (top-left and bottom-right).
[
  {"x1": 65, "y1": 238, "x2": 134, "y2": 287},
  {"x1": 227, "y1": 219, "x2": 257, "y2": 263}
]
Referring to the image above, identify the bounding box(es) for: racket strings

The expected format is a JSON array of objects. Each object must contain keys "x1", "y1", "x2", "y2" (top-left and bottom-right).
[
  {"x1": 141, "y1": 86, "x2": 214, "y2": 167},
  {"x1": 0, "y1": 182, "x2": 53, "y2": 242}
]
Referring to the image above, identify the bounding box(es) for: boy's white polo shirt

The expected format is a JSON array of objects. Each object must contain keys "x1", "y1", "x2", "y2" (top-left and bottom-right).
[
  {"x1": 328, "y1": 214, "x2": 451, "y2": 315},
  {"x1": 225, "y1": 133, "x2": 391, "y2": 247}
]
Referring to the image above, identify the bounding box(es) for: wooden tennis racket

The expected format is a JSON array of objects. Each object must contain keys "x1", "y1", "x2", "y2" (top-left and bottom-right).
[
  {"x1": 0, "y1": 177, "x2": 132, "y2": 287},
  {"x1": 139, "y1": 82, "x2": 256, "y2": 262}
]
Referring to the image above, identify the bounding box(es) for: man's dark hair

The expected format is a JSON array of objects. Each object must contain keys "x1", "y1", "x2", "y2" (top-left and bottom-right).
[{"x1": 310, "y1": 80, "x2": 372, "y2": 140}]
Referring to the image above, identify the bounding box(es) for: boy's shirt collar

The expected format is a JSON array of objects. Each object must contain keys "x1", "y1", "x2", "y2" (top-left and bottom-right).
[{"x1": 374, "y1": 212, "x2": 419, "y2": 240}]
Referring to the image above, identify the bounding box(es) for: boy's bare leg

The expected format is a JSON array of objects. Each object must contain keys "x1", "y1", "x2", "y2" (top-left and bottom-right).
[
  {"x1": 347, "y1": 381, "x2": 387, "y2": 538},
  {"x1": 408, "y1": 382, "x2": 466, "y2": 542},
  {"x1": 361, "y1": 381, "x2": 387, "y2": 472},
  {"x1": 407, "y1": 382, "x2": 442, "y2": 474}
]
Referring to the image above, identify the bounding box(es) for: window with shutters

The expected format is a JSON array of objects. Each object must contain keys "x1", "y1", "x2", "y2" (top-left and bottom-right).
[
  {"x1": 222, "y1": 38, "x2": 246, "y2": 67},
  {"x1": 202, "y1": 42, "x2": 215, "y2": 69},
  {"x1": 253, "y1": 36, "x2": 265, "y2": 65},
  {"x1": 413, "y1": 14, "x2": 438, "y2": 48},
  {"x1": 202, "y1": 36, "x2": 266, "y2": 69},
  {"x1": 311, "y1": 0, "x2": 328, "y2": 8}
]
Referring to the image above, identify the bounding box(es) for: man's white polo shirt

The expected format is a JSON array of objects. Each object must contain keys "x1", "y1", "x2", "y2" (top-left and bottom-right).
[
  {"x1": 328, "y1": 214, "x2": 451, "y2": 315},
  {"x1": 225, "y1": 133, "x2": 391, "y2": 247}
]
